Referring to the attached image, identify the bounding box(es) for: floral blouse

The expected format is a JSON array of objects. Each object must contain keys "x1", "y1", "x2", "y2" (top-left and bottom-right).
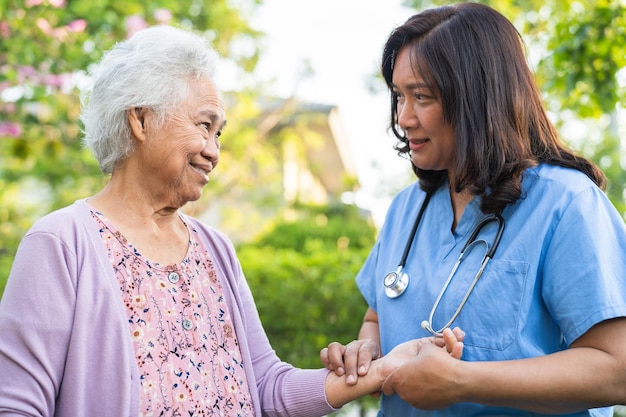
[{"x1": 90, "y1": 209, "x2": 255, "y2": 417}]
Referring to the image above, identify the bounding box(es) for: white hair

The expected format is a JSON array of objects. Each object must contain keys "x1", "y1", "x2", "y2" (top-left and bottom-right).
[{"x1": 80, "y1": 25, "x2": 219, "y2": 174}]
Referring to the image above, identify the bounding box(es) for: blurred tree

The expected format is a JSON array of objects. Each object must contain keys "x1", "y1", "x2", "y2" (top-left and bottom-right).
[
  {"x1": 0, "y1": 0, "x2": 261, "y2": 200},
  {"x1": 238, "y1": 202, "x2": 376, "y2": 368},
  {"x1": 0, "y1": 0, "x2": 265, "y2": 293},
  {"x1": 537, "y1": 1, "x2": 626, "y2": 214},
  {"x1": 403, "y1": 0, "x2": 626, "y2": 215},
  {"x1": 237, "y1": 202, "x2": 379, "y2": 413}
]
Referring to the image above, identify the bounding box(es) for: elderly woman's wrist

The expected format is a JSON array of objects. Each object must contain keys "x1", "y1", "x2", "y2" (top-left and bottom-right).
[{"x1": 370, "y1": 356, "x2": 390, "y2": 388}]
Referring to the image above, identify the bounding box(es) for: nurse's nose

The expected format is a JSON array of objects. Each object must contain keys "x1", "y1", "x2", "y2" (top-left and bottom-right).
[{"x1": 397, "y1": 100, "x2": 418, "y2": 132}]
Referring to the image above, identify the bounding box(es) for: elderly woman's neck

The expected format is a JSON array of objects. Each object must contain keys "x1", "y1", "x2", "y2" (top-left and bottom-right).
[
  {"x1": 88, "y1": 179, "x2": 190, "y2": 265},
  {"x1": 88, "y1": 173, "x2": 180, "y2": 223}
]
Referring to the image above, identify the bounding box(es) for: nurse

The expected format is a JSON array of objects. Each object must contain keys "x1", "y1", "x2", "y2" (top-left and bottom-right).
[{"x1": 321, "y1": 2, "x2": 626, "y2": 416}]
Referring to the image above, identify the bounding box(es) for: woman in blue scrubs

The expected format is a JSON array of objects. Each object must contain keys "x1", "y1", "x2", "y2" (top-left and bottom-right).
[{"x1": 321, "y1": 2, "x2": 626, "y2": 416}]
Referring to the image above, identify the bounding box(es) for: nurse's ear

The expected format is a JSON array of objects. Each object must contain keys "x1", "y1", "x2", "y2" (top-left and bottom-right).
[{"x1": 127, "y1": 107, "x2": 148, "y2": 143}]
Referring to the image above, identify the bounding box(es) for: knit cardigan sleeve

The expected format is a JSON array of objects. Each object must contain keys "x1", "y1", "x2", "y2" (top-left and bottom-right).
[{"x1": 0, "y1": 200, "x2": 139, "y2": 416}]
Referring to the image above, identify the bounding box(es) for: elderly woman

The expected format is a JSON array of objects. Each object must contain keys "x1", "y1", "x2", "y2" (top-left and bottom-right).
[{"x1": 0, "y1": 26, "x2": 463, "y2": 416}]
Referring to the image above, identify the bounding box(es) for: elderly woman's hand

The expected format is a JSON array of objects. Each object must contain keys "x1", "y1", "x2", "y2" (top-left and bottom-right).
[{"x1": 320, "y1": 338, "x2": 381, "y2": 385}]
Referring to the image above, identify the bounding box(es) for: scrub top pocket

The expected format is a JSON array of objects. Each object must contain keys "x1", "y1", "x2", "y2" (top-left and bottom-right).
[{"x1": 455, "y1": 259, "x2": 529, "y2": 351}]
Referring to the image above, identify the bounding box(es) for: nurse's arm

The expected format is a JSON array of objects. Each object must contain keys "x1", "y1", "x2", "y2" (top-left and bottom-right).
[{"x1": 383, "y1": 317, "x2": 626, "y2": 412}]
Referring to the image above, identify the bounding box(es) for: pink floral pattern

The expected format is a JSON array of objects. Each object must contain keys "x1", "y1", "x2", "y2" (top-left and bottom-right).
[{"x1": 91, "y1": 209, "x2": 255, "y2": 416}]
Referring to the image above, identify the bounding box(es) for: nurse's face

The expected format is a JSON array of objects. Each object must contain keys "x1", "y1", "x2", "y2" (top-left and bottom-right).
[{"x1": 392, "y1": 47, "x2": 456, "y2": 174}]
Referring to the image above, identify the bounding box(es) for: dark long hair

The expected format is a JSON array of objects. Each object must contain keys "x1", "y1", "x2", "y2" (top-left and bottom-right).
[{"x1": 381, "y1": 2, "x2": 606, "y2": 213}]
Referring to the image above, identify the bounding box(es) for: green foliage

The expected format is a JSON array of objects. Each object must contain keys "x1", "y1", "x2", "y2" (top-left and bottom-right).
[
  {"x1": 256, "y1": 202, "x2": 376, "y2": 252},
  {"x1": 237, "y1": 203, "x2": 377, "y2": 369},
  {"x1": 539, "y1": 1, "x2": 626, "y2": 117},
  {"x1": 584, "y1": 132, "x2": 626, "y2": 215},
  {"x1": 237, "y1": 203, "x2": 380, "y2": 413},
  {"x1": 238, "y1": 245, "x2": 370, "y2": 367}
]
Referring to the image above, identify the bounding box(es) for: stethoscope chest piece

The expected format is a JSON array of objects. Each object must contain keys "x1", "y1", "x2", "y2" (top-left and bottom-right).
[
  {"x1": 384, "y1": 266, "x2": 409, "y2": 298},
  {"x1": 383, "y1": 193, "x2": 432, "y2": 300}
]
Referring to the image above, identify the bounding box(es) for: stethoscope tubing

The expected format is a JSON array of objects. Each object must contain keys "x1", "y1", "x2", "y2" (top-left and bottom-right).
[
  {"x1": 399, "y1": 193, "x2": 432, "y2": 268},
  {"x1": 382, "y1": 191, "x2": 506, "y2": 336},
  {"x1": 421, "y1": 213, "x2": 505, "y2": 335}
]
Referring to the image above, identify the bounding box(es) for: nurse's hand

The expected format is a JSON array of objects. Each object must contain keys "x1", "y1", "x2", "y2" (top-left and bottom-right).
[
  {"x1": 381, "y1": 328, "x2": 465, "y2": 409},
  {"x1": 321, "y1": 327, "x2": 464, "y2": 386},
  {"x1": 381, "y1": 328, "x2": 462, "y2": 378},
  {"x1": 320, "y1": 338, "x2": 381, "y2": 385}
]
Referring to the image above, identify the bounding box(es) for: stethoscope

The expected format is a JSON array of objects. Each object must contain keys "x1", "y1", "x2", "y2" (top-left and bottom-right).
[{"x1": 383, "y1": 193, "x2": 505, "y2": 336}]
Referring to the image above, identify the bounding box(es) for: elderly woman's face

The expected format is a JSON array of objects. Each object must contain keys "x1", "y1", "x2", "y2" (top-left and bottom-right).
[
  {"x1": 139, "y1": 76, "x2": 225, "y2": 207},
  {"x1": 392, "y1": 47, "x2": 456, "y2": 174}
]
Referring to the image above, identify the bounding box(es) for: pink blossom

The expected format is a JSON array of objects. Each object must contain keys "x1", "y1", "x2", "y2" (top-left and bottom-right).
[
  {"x1": 125, "y1": 15, "x2": 147, "y2": 38},
  {"x1": 0, "y1": 21, "x2": 10, "y2": 38},
  {"x1": 25, "y1": 0, "x2": 44, "y2": 7},
  {"x1": 48, "y1": 0, "x2": 66, "y2": 7},
  {"x1": 42, "y1": 74, "x2": 65, "y2": 88},
  {"x1": 67, "y1": 19, "x2": 87, "y2": 33},
  {"x1": 36, "y1": 18, "x2": 52, "y2": 35},
  {"x1": 0, "y1": 122, "x2": 22, "y2": 138},
  {"x1": 18, "y1": 66, "x2": 37, "y2": 77},
  {"x1": 51, "y1": 27, "x2": 69, "y2": 41},
  {"x1": 153, "y1": 9, "x2": 172, "y2": 24},
  {"x1": 2, "y1": 102, "x2": 17, "y2": 115},
  {"x1": 41, "y1": 72, "x2": 73, "y2": 90},
  {"x1": 18, "y1": 66, "x2": 37, "y2": 82}
]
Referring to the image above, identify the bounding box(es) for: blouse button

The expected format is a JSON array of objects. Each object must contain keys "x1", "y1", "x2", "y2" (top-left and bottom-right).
[
  {"x1": 168, "y1": 272, "x2": 180, "y2": 283},
  {"x1": 182, "y1": 319, "x2": 193, "y2": 330}
]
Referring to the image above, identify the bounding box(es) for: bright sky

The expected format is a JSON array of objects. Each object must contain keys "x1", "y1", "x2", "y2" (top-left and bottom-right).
[{"x1": 247, "y1": 0, "x2": 416, "y2": 226}]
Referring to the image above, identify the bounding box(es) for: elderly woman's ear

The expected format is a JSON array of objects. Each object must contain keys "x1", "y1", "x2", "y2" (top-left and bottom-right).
[{"x1": 127, "y1": 107, "x2": 148, "y2": 141}]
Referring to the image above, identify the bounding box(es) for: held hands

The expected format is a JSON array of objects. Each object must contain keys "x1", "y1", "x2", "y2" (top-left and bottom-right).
[
  {"x1": 382, "y1": 327, "x2": 464, "y2": 381},
  {"x1": 321, "y1": 327, "x2": 464, "y2": 391},
  {"x1": 381, "y1": 328, "x2": 465, "y2": 409}
]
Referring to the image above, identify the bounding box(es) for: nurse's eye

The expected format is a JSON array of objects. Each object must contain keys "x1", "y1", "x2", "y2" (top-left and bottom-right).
[
  {"x1": 414, "y1": 88, "x2": 437, "y2": 103},
  {"x1": 415, "y1": 92, "x2": 433, "y2": 102}
]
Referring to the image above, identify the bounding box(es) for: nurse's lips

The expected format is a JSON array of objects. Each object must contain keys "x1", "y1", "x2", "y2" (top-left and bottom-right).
[{"x1": 408, "y1": 137, "x2": 428, "y2": 151}]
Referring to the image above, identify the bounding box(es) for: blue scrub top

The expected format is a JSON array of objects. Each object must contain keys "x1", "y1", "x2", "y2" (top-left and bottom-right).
[{"x1": 357, "y1": 164, "x2": 626, "y2": 417}]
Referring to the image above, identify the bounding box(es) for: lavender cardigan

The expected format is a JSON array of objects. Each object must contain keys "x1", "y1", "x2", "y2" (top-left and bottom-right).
[{"x1": 0, "y1": 199, "x2": 335, "y2": 417}]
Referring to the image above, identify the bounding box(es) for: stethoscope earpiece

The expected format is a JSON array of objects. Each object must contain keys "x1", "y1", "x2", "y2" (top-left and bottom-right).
[{"x1": 420, "y1": 320, "x2": 430, "y2": 331}]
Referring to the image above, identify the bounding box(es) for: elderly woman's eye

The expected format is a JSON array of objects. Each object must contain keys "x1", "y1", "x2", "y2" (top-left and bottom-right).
[{"x1": 214, "y1": 133, "x2": 221, "y2": 149}]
